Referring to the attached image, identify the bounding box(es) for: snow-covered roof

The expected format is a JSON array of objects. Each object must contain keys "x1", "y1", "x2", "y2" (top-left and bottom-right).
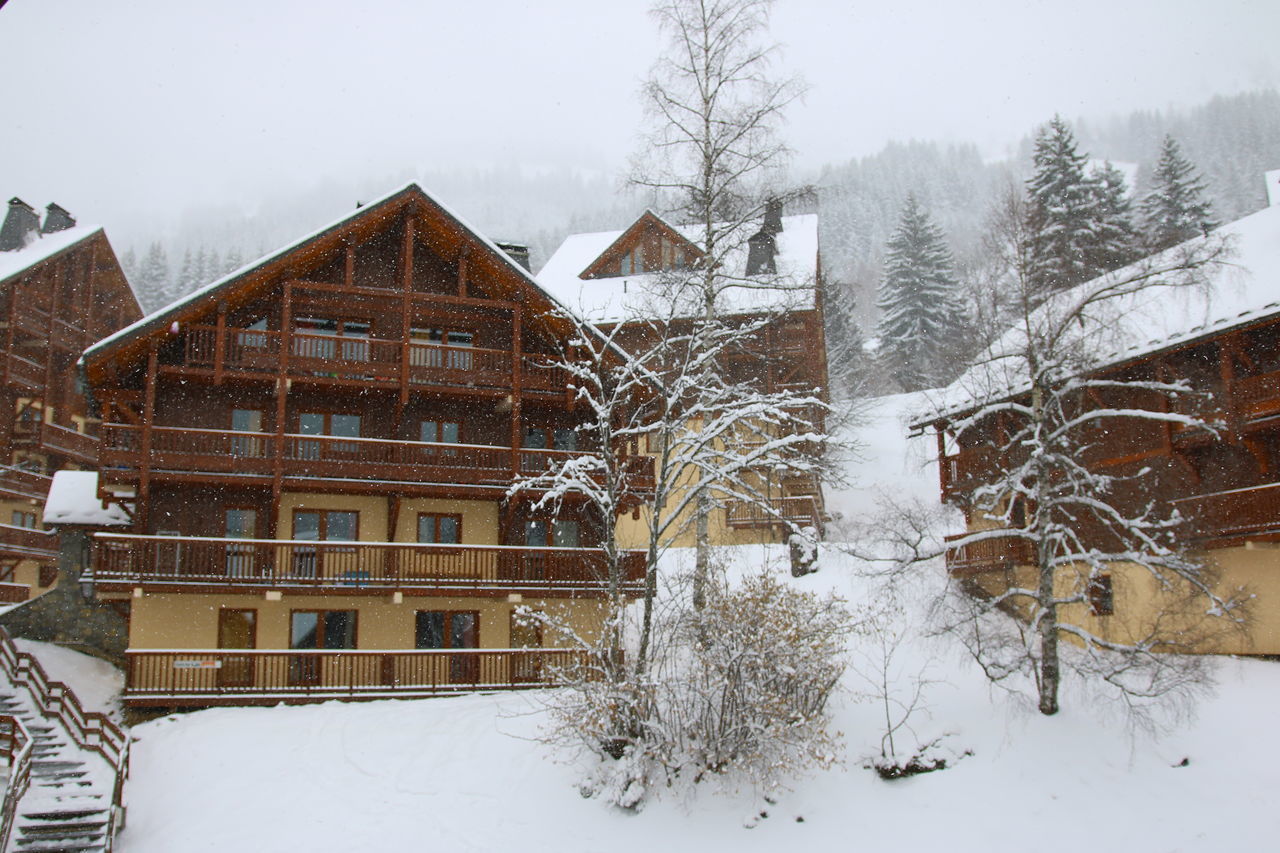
[
  {"x1": 537, "y1": 213, "x2": 819, "y2": 324},
  {"x1": 0, "y1": 226, "x2": 102, "y2": 286},
  {"x1": 85, "y1": 182, "x2": 620, "y2": 365},
  {"x1": 922, "y1": 202, "x2": 1280, "y2": 424},
  {"x1": 43, "y1": 471, "x2": 130, "y2": 527}
]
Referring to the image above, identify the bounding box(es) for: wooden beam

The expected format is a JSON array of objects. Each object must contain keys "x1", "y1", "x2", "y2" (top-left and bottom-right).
[
  {"x1": 511, "y1": 304, "x2": 523, "y2": 476},
  {"x1": 458, "y1": 247, "x2": 470, "y2": 298},
  {"x1": 137, "y1": 344, "x2": 159, "y2": 532},
  {"x1": 214, "y1": 301, "x2": 227, "y2": 385},
  {"x1": 400, "y1": 217, "x2": 415, "y2": 406}
]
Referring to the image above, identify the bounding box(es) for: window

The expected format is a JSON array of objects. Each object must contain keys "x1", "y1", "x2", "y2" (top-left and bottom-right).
[
  {"x1": 1089, "y1": 575, "x2": 1114, "y2": 616},
  {"x1": 292, "y1": 509, "x2": 359, "y2": 578},
  {"x1": 293, "y1": 317, "x2": 369, "y2": 361},
  {"x1": 620, "y1": 251, "x2": 633, "y2": 276},
  {"x1": 415, "y1": 610, "x2": 479, "y2": 682},
  {"x1": 10, "y1": 510, "x2": 36, "y2": 529},
  {"x1": 417, "y1": 513, "x2": 461, "y2": 544},
  {"x1": 523, "y1": 427, "x2": 575, "y2": 451},
  {"x1": 410, "y1": 327, "x2": 474, "y2": 371},
  {"x1": 297, "y1": 412, "x2": 361, "y2": 458},
  {"x1": 419, "y1": 420, "x2": 461, "y2": 444},
  {"x1": 230, "y1": 409, "x2": 264, "y2": 457},
  {"x1": 224, "y1": 509, "x2": 257, "y2": 577},
  {"x1": 524, "y1": 519, "x2": 579, "y2": 548},
  {"x1": 510, "y1": 611, "x2": 544, "y2": 683},
  {"x1": 289, "y1": 610, "x2": 357, "y2": 685},
  {"x1": 293, "y1": 510, "x2": 358, "y2": 541}
]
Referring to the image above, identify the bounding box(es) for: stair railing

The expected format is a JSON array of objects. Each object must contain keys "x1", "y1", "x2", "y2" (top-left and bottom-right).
[
  {"x1": 0, "y1": 628, "x2": 130, "y2": 849},
  {"x1": 0, "y1": 714, "x2": 32, "y2": 852}
]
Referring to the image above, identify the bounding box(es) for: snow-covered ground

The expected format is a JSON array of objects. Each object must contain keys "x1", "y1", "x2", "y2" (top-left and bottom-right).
[
  {"x1": 12, "y1": 638, "x2": 124, "y2": 721},
  {"x1": 33, "y1": 392, "x2": 1280, "y2": 852}
]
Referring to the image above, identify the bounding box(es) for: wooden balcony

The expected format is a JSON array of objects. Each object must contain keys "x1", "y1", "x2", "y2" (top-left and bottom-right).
[
  {"x1": 0, "y1": 524, "x2": 58, "y2": 562},
  {"x1": 1, "y1": 353, "x2": 43, "y2": 391},
  {"x1": 725, "y1": 495, "x2": 823, "y2": 531},
  {"x1": 91, "y1": 534, "x2": 646, "y2": 596},
  {"x1": 123, "y1": 647, "x2": 593, "y2": 707},
  {"x1": 944, "y1": 532, "x2": 1035, "y2": 575},
  {"x1": 178, "y1": 324, "x2": 572, "y2": 394},
  {"x1": 13, "y1": 422, "x2": 98, "y2": 467},
  {"x1": 99, "y1": 425, "x2": 656, "y2": 493},
  {"x1": 1172, "y1": 481, "x2": 1280, "y2": 545},
  {"x1": 0, "y1": 583, "x2": 29, "y2": 604},
  {"x1": 0, "y1": 467, "x2": 50, "y2": 502},
  {"x1": 1234, "y1": 371, "x2": 1280, "y2": 421}
]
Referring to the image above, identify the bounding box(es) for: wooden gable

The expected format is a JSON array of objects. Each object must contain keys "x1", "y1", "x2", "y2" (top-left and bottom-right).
[
  {"x1": 579, "y1": 210, "x2": 702, "y2": 280},
  {"x1": 83, "y1": 184, "x2": 585, "y2": 384}
]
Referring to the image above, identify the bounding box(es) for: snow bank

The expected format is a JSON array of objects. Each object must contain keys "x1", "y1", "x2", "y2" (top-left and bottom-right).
[{"x1": 12, "y1": 638, "x2": 123, "y2": 720}]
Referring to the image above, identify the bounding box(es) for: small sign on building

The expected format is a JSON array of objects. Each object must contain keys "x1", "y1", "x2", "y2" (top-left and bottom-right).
[{"x1": 173, "y1": 659, "x2": 222, "y2": 669}]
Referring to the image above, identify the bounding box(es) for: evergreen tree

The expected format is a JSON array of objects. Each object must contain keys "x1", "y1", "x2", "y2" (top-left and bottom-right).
[
  {"x1": 176, "y1": 248, "x2": 197, "y2": 297},
  {"x1": 223, "y1": 247, "x2": 244, "y2": 276},
  {"x1": 1140, "y1": 135, "x2": 1217, "y2": 251},
  {"x1": 1088, "y1": 161, "x2": 1139, "y2": 272},
  {"x1": 120, "y1": 247, "x2": 139, "y2": 283},
  {"x1": 1025, "y1": 116, "x2": 1104, "y2": 298},
  {"x1": 205, "y1": 247, "x2": 223, "y2": 284},
  {"x1": 875, "y1": 195, "x2": 966, "y2": 391},
  {"x1": 137, "y1": 242, "x2": 171, "y2": 311}
]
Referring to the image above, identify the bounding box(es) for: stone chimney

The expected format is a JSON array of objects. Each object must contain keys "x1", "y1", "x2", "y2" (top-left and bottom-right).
[
  {"x1": 745, "y1": 198, "x2": 784, "y2": 276},
  {"x1": 495, "y1": 241, "x2": 531, "y2": 271},
  {"x1": 1266, "y1": 170, "x2": 1280, "y2": 208},
  {"x1": 0, "y1": 197, "x2": 40, "y2": 252},
  {"x1": 41, "y1": 202, "x2": 76, "y2": 234}
]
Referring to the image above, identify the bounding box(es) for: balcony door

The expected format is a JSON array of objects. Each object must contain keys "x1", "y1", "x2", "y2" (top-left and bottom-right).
[
  {"x1": 294, "y1": 317, "x2": 370, "y2": 363},
  {"x1": 289, "y1": 610, "x2": 357, "y2": 686},
  {"x1": 291, "y1": 509, "x2": 359, "y2": 580},
  {"x1": 217, "y1": 608, "x2": 256, "y2": 688},
  {"x1": 415, "y1": 610, "x2": 479, "y2": 683},
  {"x1": 230, "y1": 409, "x2": 265, "y2": 458},
  {"x1": 297, "y1": 412, "x2": 361, "y2": 462},
  {"x1": 410, "y1": 327, "x2": 474, "y2": 374},
  {"x1": 224, "y1": 508, "x2": 258, "y2": 578}
]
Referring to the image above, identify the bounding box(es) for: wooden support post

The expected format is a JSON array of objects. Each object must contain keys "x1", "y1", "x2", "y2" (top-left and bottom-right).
[
  {"x1": 3, "y1": 274, "x2": 16, "y2": 386},
  {"x1": 42, "y1": 260, "x2": 62, "y2": 423},
  {"x1": 273, "y1": 282, "x2": 292, "y2": 512},
  {"x1": 936, "y1": 427, "x2": 949, "y2": 494},
  {"x1": 137, "y1": 345, "x2": 159, "y2": 532},
  {"x1": 510, "y1": 304, "x2": 523, "y2": 477},
  {"x1": 1219, "y1": 339, "x2": 1237, "y2": 439},
  {"x1": 400, "y1": 217, "x2": 415, "y2": 406},
  {"x1": 214, "y1": 301, "x2": 227, "y2": 385},
  {"x1": 458, "y1": 248, "x2": 470, "y2": 298},
  {"x1": 84, "y1": 240, "x2": 99, "y2": 352},
  {"x1": 344, "y1": 240, "x2": 355, "y2": 290}
]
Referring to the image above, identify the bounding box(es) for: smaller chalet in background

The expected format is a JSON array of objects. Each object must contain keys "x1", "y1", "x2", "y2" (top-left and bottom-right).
[
  {"x1": 0, "y1": 198, "x2": 141, "y2": 604},
  {"x1": 80, "y1": 183, "x2": 656, "y2": 708},
  {"x1": 917, "y1": 178, "x2": 1280, "y2": 655},
  {"x1": 538, "y1": 204, "x2": 829, "y2": 545}
]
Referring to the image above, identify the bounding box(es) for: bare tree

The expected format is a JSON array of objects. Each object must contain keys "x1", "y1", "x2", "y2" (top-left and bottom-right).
[
  {"x1": 631, "y1": 0, "x2": 816, "y2": 603},
  {"x1": 919, "y1": 195, "x2": 1246, "y2": 721}
]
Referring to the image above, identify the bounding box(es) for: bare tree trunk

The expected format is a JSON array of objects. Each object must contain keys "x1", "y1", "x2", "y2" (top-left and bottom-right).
[
  {"x1": 1037, "y1": 548, "x2": 1060, "y2": 716},
  {"x1": 693, "y1": 489, "x2": 710, "y2": 611}
]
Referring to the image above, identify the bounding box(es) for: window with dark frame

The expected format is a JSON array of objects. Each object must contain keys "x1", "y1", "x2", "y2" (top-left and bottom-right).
[
  {"x1": 417, "y1": 513, "x2": 461, "y2": 544},
  {"x1": 1089, "y1": 574, "x2": 1115, "y2": 616},
  {"x1": 289, "y1": 609, "x2": 357, "y2": 685}
]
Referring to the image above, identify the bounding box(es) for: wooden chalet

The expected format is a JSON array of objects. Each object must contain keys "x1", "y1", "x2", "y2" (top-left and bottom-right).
[
  {"x1": 80, "y1": 183, "x2": 655, "y2": 708},
  {"x1": 0, "y1": 198, "x2": 141, "y2": 604},
  {"x1": 917, "y1": 194, "x2": 1280, "y2": 654},
  {"x1": 537, "y1": 203, "x2": 830, "y2": 543}
]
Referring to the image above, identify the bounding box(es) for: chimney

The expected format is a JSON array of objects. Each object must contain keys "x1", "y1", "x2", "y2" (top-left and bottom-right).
[
  {"x1": 1267, "y1": 170, "x2": 1280, "y2": 208},
  {"x1": 495, "y1": 241, "x2": 531, "y2": 271},
  {"x1": 40, "y1": 202, "x2": 76, "y2": 234},
  {"x1": 745, "y1": 198, "x2": 783, "y2": 276},
  {"x1": 0, "y1": 197, "x2": 40, "y2": 252},
  {"x1": 761, "y1": 197, "x2": 784, "y2": 236}
]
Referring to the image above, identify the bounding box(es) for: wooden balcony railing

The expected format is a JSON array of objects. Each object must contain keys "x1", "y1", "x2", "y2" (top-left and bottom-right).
[
  {"x1": 0, "y1": 713, "x2": 32, "y2": 852},
  {"x1": 31, "y1": 422, "x2": 97, "y2": 466},
  {"x1": 124, "y1": 647, "x2": 594, "y2": 707},
  {"x1": 91, "y1": 534, "x2": 646, "y2": 594},
  {"x1": 0, "y1": 466, "x2": 50, "y2": 502},
  {"x1": 99, "y1": 424, "x2": 656, "y2": 493},
  {"x1": 0, "y1": 524, "x2": 58, "y2": 562},
  {"x1": 180, "y1": 324, "x2": 572, "y2": 394},
  {"x1": 1233, "y1": 371, "x2": 1280, "y2": 421},
  {"x1": 1172, "y1": 481, "x2": 1280, "y2": 544},
  {"x1": 944, "y1": 532, "x2": 1036, "y2": 575},
  {"x1": 0, "y1": 583, "x2": 29, "y2": 604},
  {"x1": 725, "y1": 495, "x2": 822, "y2": 530},
  {"x1": 1, "y1": 353, "x2": 43, "y2": 390}
]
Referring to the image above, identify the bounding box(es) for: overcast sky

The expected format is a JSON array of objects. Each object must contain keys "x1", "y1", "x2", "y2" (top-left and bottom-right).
[{"x1": 1, "y1": 0, "x2": 1276, "y2": 241}]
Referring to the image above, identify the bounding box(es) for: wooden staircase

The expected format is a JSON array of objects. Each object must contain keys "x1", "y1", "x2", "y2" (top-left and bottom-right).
[{"x1": 0, "y1": 630, "x2": 128, "y2": 852}]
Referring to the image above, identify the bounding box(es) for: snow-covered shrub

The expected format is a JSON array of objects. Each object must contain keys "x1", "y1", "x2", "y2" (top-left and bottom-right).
[{"x1": 551, "y1": 570, "x2": 852, "y2": 807}]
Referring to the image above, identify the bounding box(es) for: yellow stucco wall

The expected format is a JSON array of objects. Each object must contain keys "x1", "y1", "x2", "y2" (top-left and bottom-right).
[{"x1": 128, "y1": 592, "x2": 607, "y2": 650}]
